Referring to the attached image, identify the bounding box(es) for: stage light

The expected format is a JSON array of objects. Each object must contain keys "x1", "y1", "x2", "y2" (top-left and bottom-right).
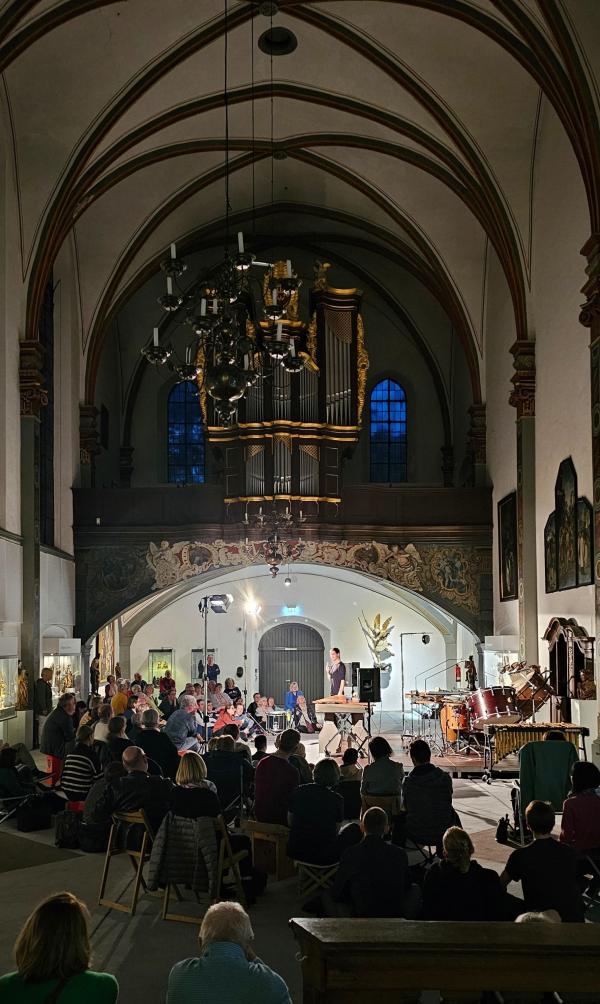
[
  {"x1": 199, "y1": 594, "x2": 233, "y2": 614},
  {"x1": 244, "y1": 598, "x2": 261, "y2": 617},
  {"x1": 284, "y1": 575, "x2": 291, "y2": 587}
]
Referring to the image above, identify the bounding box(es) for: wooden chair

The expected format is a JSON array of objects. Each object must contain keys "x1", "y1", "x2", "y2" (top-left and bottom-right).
[
  {"x1": 360, "y1": 793, "x2": 402, "y2": 819},
  {"x1": 295, "y1": 860, "x2": 339, "y2": 909},
  {"x1": 240, "y1": 818, "x2": 296, "y2": 880},
  {"x1": 98, "y1": 810, "x2": 156, "y2": 916}
]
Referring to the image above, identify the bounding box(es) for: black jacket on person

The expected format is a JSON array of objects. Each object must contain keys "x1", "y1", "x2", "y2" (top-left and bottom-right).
[
  {"x1": 423, "y1": 859, "x2": 511, "y2": 921},
  {"x1": 33, "y1": 678, "x2": 53, "y2": 717},
  {"x1": 158, "y1": 697, "x2": 178, "y2": 719},
  {"x1": 137, "y1": 729, "x2": 180, "y2": 780},
  {"x1": 98, "y1": 734, "x2": 132, "y2": 768},
  {"x1": 203, "y1": 750, "x2": 254, "y2": 814},
  {"x1": 332, "y1": 835, "x2": 412, "y2": 917},
  {"x1": 40, "y1": 705, "x2": 75, "y2": 759},
  {"x1": 402, "y1": 762, "x2": 457, "y2": 845},
  {"x1": 90, "y1": 770, "x2": 174, "y2": 834}
]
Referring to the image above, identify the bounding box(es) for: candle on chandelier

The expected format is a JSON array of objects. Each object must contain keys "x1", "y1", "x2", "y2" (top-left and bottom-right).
[
  {"x1": 286, "y1": 260, "x2": 292, "y2": 278},
  {"x1": 170, "y1": 243, "x2": 177, "y2": 259},
  {"x1": 272, "y1": 288, "x2": 278, "y2": 304},
  {"x1": 299, "y1": 508, "x2": 303, "y2": 519},
  {"x1": 259, "y1": 506, "x2": 263, "y2": 516},
  {"x1": 243, "y1": 354, "x2": 249, "y2": 369},
  {"x1": 186, "y1": 345, "x2": 192, "y2": 364},
  {"x1": 153, "y1": 327, "x2": 159, "y2": 347},
  {"x1": 200, "y1": 298, "x2": 206, "y2": 316},
  {"x1": 212, "y1": 299, "x2": 218, "y2": 314},
  {"x1": 166, "y1": 277, "x2": 173, "y2": 295},
  {"x1": 289, "y1": 340, "x2": 296, "y2": 356},
  {"x1": 237, "y1": 231, "x2": 244, "y2": 253},
  {"x1": 276, "y1": 322, "x2": 283, "y2": 340}
]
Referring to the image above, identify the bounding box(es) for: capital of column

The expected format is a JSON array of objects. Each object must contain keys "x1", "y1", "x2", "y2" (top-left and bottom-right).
[
  {"x1": 19, "y1": 340, "x2": 48, "y2": 417},
  {"x1": 79, "y1": 404, "x2": 100, "y2": 467},
  {"x1": 509, "y1": 340, "x2": 535, "y2": 419},
  {"x1": 580, "y1": 233, "x2": 600, "y2": 329},
  {"x1": 467, "y1": 404, "x2": 486, "y2": 465}
]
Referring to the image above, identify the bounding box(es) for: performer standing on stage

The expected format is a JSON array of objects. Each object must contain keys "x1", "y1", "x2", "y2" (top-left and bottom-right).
[{"x1": 326, "y1": 648, "x2": 346, "y2": 696}]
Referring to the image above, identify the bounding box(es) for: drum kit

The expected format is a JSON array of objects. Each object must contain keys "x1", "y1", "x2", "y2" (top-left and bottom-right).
[{"x1": 406, "y1": 663, "x2": 554, "y2": 754}]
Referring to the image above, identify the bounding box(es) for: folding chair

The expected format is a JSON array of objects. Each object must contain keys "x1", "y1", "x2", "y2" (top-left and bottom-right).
[
  {"x1": 360, "y1": 793, "x2": 402, "y2": 819},
  {"x1": 215, "y1": 815, "x2": 248, "y2": 907},
  {"x1": 0, "y1": 794, "x2": 27, "y2": 825},
  {"x1": 295, "y1": 860, "x2": 339, "y2": 908},
  {"x1": 98, "y1": 810, "x2": 156, "y2": 916}
]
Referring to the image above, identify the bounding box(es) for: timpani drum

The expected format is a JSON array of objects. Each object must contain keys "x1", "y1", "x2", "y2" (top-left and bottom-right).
[
  {"x1": 467, "y1": 686, "x2": 520, "y2": 729},
  {"x1": 510, "y1": 667, "x2": 553, "y2": 718},
  {"x1": 440, "y1": 702, "x2": 470, "y2": 741},
  {"x1": 267, "y1": 711, "x2": 286, "y2": 732}
]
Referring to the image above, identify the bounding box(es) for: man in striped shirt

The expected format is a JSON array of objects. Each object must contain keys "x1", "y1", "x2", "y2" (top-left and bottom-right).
[
  {"x1": 167, "y1": 902, "x2": 291, "y2": 1004},
  {"x1": 60, "y1": 725, "x2": 102, "y2": 801}
]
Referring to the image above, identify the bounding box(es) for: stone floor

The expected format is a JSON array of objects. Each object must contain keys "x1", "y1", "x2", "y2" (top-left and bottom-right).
[{"x1": 0, "y1": 765, "x2": 519, "y2": 1003}]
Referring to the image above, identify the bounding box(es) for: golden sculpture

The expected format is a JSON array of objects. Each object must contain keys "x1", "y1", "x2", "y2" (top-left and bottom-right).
[
  {"x1": 313, "y1": 260, "x2": 332, "y2": 291},
  {"x1": 16, "y1": 666, "x2": 28, "y2": 710},
  {"x1": 0, "y1": 671, "x2": 6, "y2": 707},
  {"x1": 356, "y1": 313, "x2": 369, "y2": 425}
]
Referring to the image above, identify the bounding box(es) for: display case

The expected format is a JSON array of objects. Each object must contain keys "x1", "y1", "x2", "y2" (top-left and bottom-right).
[
  {"x1": 482, "y1": 636, "x2": 519, "y2": 687},
  {"x1": 191, "y1": 647, "x2": 218, "y2": 681},
  {"x1": 148, "y1": 648, "x2": 174, "y2": 686},
  {"x1": 42, "y1": 638, "x2": 82, "y2": 702},
  {"x1": 0, "y1": 638, "x2": 18, "y2": 723}
]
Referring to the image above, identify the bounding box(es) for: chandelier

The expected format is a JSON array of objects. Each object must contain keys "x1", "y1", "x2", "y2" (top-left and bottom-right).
[
  {"x1": 244, "y1": 503, "x2": 306, "y2": 578},
  {"x1": 141, "y1": 240, "x2": 311, "y2": 425}
]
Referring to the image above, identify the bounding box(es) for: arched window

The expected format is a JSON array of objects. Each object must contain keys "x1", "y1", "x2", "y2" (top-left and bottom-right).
[
  {"x1": 167, "y1": 382, "x2": 205, "y2": 484},
  {"x1": 370, "y1": 379, "x2": 407, "y2": 483}
]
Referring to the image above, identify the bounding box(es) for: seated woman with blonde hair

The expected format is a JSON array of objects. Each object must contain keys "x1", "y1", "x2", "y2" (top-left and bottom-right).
[
  {"x1": 423, "y1": 826, "x2": 514, "y2": 921},
  {"x1": 170, "y1": 750, "x2": 221, "y2": 819},
  {"x1": 0, "y1": 891, "x2": 118, "y2": 1002}
]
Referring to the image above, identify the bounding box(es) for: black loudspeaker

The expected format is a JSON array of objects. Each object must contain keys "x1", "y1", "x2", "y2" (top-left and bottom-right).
[
  {"x1": 350, "y1": 662, "x2": 361, "y2": 687},
  {"x1": 358, "y1": 666, "x2": 380, "y2": 703}
]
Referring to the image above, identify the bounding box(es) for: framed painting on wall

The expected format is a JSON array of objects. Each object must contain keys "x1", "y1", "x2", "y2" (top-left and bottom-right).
[
  {"x1": 498, "y1": 492, "x2": 518, "y2": 602},
  {"x1": 544, "y1": 513, "x2": 557, "y2": 593},
  {"x1": 556, "y1": 458, "x2": 577, "y2": 590},
  {"x1": 576, "y1": 497, "x2": 594, "y2": 586}
]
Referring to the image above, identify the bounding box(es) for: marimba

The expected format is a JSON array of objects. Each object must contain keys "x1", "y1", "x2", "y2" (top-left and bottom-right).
[
  {"x1": 483, "y1": 721, "x2": 589, "y2": 769},
  {"x1": 313, "y1": 699, "x2": 370, "y2": 755}
]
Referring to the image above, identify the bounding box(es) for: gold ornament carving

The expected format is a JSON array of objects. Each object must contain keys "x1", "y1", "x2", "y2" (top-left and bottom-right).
[{"x1": 356, "y1": 314, "x2": 369, "y2": 425}]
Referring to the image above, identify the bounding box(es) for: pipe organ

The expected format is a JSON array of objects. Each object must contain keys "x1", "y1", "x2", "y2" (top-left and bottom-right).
[{"x1": 205, "y1": 266, "x2": 368, "y2": 515}]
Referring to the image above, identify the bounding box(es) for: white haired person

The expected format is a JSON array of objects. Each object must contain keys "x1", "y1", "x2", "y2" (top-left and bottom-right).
[
  {"x1": 167, "y1": 901, "x2": 291, "y2": 1004},
  {"x1": 164, "y1": 695, "x2": 203, "y2": 752}
]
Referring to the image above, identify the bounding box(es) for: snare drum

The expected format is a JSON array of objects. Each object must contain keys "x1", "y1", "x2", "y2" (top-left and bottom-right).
[
  {"x1": 467, "y1": 686, "x2": 520, "y2": 729},
  {"x1": 267, "y1": 711, "x2": 286, "y2": 733},
  {"x1": 440, "y1": 702, "x2": 470, "y2": 741}
]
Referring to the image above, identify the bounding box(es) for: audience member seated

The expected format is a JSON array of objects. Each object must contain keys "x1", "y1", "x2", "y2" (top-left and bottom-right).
[
  {"x1": 516, "y1": 909, "x2": 561, "y2": 923},
  {"x1": 211, "y1": 684, "x2": 228, "y2": 709},
  {"x1": 0, "y1": 747, "x2": 36, "y2": 797},
  {"x1": 132, "y1": 672, "x2": 148, "y2": 691},
  {"x1": 254, "y1": 728, "x2": 301, "y2": 826},
  {"x1": 178, "y1": 683, "x2": 196, "y2": 703},
  {"x1": 84, "y1": 762, "x2": 126, "y2": 827},
  {"x1": 328, "y1": 807, "x2": 421, "y2": 918},
  {"x1": 135, "y1": 709, "x2": 180, "y2": 780},
  {"x1": 60, "y1": 725, "x2": 102, "y2": 802},
  {"x1": 501, "y1": 800, "x2": 585, "y2": 922},
  {"x1": 169, "y1": 751, "x2": 221, "y2": 818},
  {"x1": 79, "y1": 695, "x2": 102, "y2": 729},
  {"x1": 221, "y1": 723, "x2": 252, "y2": 761},
  {"x1": 402, "y1": 739, "x2": 458, "y2": 848},
  {"x1": 110, "y1": 682, "x2": 129, "y2": 717},
  {"x1": 252, "y1": 735, "x2": 268, "y2": 764},
  {"x1": 90, "y1": 746, "x2": 174, "y2": 835},
  {"x1": 284, "y1": 681, "x2": 303, "y2": 713},
  {"x1": 204, "y1": 736, "x2": 254, "y2": 818},
  {"x1": 102, "y1": 682, "x2": 116, "y2": 705},
  {"x1": 73, "y1": 701, "x2": 88, "y2": 729},
  {"x1": 289, "y1": 741, "x2": 313, "y2": 786},
  {"x1": 292, "y1": 695, "x2": 317, "y2": 734},
  {"x1": 247, "y1": 692, "x2": 261, "y2": 719},
  {"x1": 123, "y1": 695, "x2": 139, "y2": 733},
  {"x1": 166, "y1": 901, "x2": 291, "y2": 1004},
  {"x1": 98, "y1": 716, "x2": 132, "y2": 767},
  {"x1": 360, "y1": 736, "x2": 403, "y2": 796},
  {"x1": 288, "y1": 758, "x2": 358, "y2": 864},
  {"x1": 93, "y1": 705, "x2": 112, "y2": 742},
  {"x1": 40, "y1": 693, "x2": 76, "y2": 769},
  {"x1": 560, "y1": 760, "x2": 600, "y2": 854},
  {"x1": 212, "y1": 698, "x2": 237, "y2": 735},
  {"x1": 0, "y1": 892, "x2": 118, "y2": 1004},
  {"x1": 159, "y1": 670, "x2": 176, "y2": 695},
  {"x1": 158, "y1": 690, "x2": 178, "y2": 719},
  {"x1": 164, "y1": 695, "x2": 203, "y2": 752},
  {"x1": 224, "y1": 677, "x2": 242, "y2": 703},
  {"x1": 0, "y1": 741, "x2": 47, "y2": 785},
  {"x1": 340, "y1": 747, "x2": 362, "y2": 782},
  {"x1": 423, "y1": 826, "x2": 514, "y2": 920}
]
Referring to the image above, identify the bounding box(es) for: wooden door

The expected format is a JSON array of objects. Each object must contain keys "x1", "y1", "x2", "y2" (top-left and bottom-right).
[{"x1": 259, "y1": 623, "x2": 324, "y2": 708}]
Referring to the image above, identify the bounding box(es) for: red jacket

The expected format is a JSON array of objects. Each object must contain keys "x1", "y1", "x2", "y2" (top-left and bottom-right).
[{"x1": 212, "y1": 709, "x2": 236, "y2": 733}]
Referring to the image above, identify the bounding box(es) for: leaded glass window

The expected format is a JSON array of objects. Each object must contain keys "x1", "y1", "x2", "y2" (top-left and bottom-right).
[
  {"x1": 167, "y1": 382, "x2": 205, "y2": 484},
  {"x1": 370, "y1": 379, "x2": 407, "y2": 483}
]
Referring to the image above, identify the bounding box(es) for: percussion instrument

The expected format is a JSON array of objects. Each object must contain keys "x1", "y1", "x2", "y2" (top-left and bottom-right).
[
  {"x1": 406, "y1": 690, "x2": 450, "y2": 705},
  {"x1": 266, "y1": 711, "x2": 286, "y2": 732},
  {"x1": 467, "y1": 686, "x2": 520, "y2": 729},
  {"x1": 509, "y1": 666, "x2": 553, "y2": 718},
  {"x1": 440, "y1": 701, "x2": 470, "y2": 741},
  {"x1": 484, "y1": 722, "x2": 589, "y2": 767},
  {"x1": 313, "y1": 700, "x2": 369, "y2": 715}
]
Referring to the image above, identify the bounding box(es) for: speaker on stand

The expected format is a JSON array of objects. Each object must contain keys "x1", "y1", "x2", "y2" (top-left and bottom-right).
[{"x1": 358, "y1": 666, "x2": 381, "y2": 703}]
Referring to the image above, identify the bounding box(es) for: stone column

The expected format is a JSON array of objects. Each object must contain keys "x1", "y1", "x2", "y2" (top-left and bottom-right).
[
  {"x1": 440, "y1": 445, "x2": 454, "y2": 487},
  {"x1": 509, "y1": 340, "x2": 538, "y2": 663},
  {"x1": 79, "y1": 404, "x2": 99, "y2": 488},
  {"x1": 19, "y1": 341, "x2": 47, "y2": 721},
  {"x1": 119, "y1": 445, "x2": 134, "y2": 488},
  {"x1": 579, "y1": 234, "x2": 600, "y2": 691},
  {"x1": 468, "y1": 403, "x2": 487, "y2": 486}
]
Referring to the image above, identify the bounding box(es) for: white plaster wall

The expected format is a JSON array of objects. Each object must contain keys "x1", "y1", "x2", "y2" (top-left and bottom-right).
[
  {"x1": 530, "y1": 100, "x2": 595, "y2": 650},
  {"x1": 0, "y1": 537, "x2": 22, "y2": 635},
  {"x1": 127, "y1": 568, "x2": 472, "y2": 709},
  {"x1": 40, "y1": 551, "x2": 75, "y2": 636},
  {"x1": 483, "y1": 246, "x2": 518, "y2": 637}
]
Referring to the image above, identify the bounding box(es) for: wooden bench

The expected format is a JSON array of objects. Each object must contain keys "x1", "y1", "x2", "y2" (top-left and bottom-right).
[{"x1": 290, "y1": 918, "x2": 600, "y2": 1004}]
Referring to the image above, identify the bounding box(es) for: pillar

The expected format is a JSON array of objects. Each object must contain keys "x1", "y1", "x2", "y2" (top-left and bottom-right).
[
  {"x1": 468, "y1": 403, "x2": 487, "y2": 486},
  {"x1": 119, "y1": 445, "x2": 134, "y2": 488},
  {"x1": 440, "y1": 445, "x2": 454, "y2": 487},
  {"x1": 19, "y1": 341, "x2": 47, "y2": 720},
  {"x1": 79, "y1": 404, "x2": 99, "y2": 488},
  {"x1": 509, "y1": 340, "x2": 538, "y2": 663},
  {"x1": 579, "y1": 234, "x2": 600, "y2": 690}
]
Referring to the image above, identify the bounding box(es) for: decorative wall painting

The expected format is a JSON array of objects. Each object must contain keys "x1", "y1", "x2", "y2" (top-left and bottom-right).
[
  {"x1": 577, "y1": 498, "x2": 594, "y2": 586},
  {"x1": 555, "y1": 458, "x2": 577, "y2": 590},
  {"x1": 498, "y1": 492, "x2": 518, "y2": 602},
  {"x1": 544, "y1": 514, "x2": 557, "y2": 593}
]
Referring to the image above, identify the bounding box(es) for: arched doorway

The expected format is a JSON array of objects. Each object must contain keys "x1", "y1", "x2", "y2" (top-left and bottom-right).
[{"x1": 259, "y1": 623, "x2": 325, "y2": 708}]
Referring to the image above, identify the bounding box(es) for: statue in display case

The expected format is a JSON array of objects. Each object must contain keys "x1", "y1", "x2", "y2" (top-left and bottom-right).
[{"x1": 0, "y1": 641, "x2": 19, "y2": 723}]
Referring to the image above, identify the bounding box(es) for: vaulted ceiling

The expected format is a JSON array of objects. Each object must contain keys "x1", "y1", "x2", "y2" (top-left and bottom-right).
[{"x1": 1, "y1": 0, "x2": 599, "y2": 406}]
